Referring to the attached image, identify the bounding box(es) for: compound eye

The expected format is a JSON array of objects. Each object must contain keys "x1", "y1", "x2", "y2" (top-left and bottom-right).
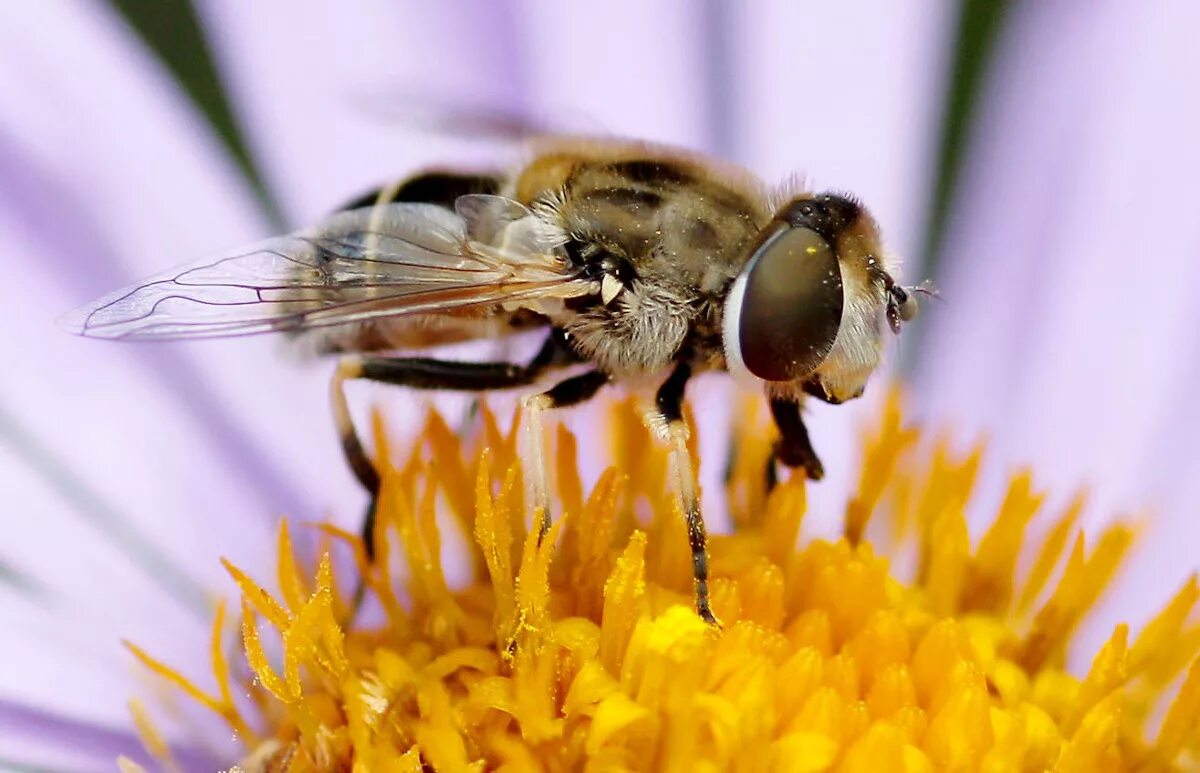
[{"x1": 724, "y1": 226, "x2": 844, "y2": 382}]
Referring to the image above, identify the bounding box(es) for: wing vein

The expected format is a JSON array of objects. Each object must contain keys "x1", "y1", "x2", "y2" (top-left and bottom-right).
[{"x1": 62, "y1": 198, "x2": 595, "y2": 342}]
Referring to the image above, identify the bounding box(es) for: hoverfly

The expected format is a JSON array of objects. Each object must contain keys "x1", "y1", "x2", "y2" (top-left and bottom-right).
[{"x1": 63, "y1": 138, "x2": 929, "y2": 624}]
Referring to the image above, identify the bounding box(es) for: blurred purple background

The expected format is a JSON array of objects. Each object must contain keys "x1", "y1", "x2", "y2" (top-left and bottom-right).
[{"x1": 1, "y1": 1, "x2": 1197, "y2": 769}]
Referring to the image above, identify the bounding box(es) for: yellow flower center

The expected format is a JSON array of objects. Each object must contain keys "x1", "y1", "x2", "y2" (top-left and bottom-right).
[{"x1": 123, "y1": 393, "x2": 1200, "y2": 772}]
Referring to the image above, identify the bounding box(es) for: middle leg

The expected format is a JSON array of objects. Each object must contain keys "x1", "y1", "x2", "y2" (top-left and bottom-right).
[
  {"x1": 648, "y1": 361, "x2": 720, "y2": 625},
  {"x1": 520, "y1": 369, "x2": 610, "y2": 538}
]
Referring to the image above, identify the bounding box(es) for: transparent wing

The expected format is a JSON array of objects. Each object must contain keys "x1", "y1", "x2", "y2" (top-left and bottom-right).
[{"x1": 61, "y1": 197, "x2": 594, "y2": 341}]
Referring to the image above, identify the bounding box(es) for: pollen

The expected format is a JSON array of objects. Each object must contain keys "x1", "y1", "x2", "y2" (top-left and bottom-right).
[{"x1": 127, "y1": 393, "x2": 1200, "y2": 771}]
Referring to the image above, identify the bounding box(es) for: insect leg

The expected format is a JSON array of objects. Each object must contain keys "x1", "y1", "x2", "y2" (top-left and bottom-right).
[
  {"x1": 801, "y1": 378, "x2": 862, "y2": 405},
  {"x1": 330, "y1": 359, "x2": 383, "y2": 568},
  {"x1": 332, "y1": 331, "x2": 575, "y2": 560},
  {"x1": 764, "y1": 451, "x2": 779, "y2": 493},
  {"x1": 768, "y1": 398, "x2": 825, "y2": 489},
  {"x1": 543, "y1": 369, "x2": 610, "y2": 407},
  {"x1": 520, "y1": 369, "x2": 610, "y2": 538},
  {"x1": 649, "y1": 362, "x2": 719, "y2": 626}
]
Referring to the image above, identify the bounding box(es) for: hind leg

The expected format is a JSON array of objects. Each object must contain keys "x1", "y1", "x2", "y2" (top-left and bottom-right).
[{"x1": 331, "y1": 331, "x2": 575, "y2": 559}]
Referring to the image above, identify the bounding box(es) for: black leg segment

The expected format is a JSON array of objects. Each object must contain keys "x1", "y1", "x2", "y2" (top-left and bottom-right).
[
  {"x1": 656, "y1": 360, "x2": 692, "y2": 423},
  {"x1": 769, "y1": 398, "x2": 825, "y2": 482},
  {"x1": 358, "y1": 358, "x2": 540, "y2": 391},
  {"x1": 654, "y1": 361, "x2": 717, "y2": 625},
  {"x1": 544, "y1": 369, "x2": 609, "y2": 408},
  {"x1": 333, "y1": 330, "x2": 574, "y2": 561}
]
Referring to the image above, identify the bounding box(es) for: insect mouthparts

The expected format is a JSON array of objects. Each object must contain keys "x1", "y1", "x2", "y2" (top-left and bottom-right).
[{"x1": 601, "y1": 274, "x2": 624, "y2": 305}]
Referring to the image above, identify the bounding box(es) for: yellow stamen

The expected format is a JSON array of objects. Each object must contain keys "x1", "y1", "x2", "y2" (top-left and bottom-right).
[
  {"x1": 124, "y1": 641, "x2": 225, "y2": 720},
  {"x1": 223, "y1": 559, "x2": 289, "y2": 632},
  {"x1": 124, "y1": 394, "x2": 1200, "y2": 771},
  {"x1": 1154, "y1": 655, "x2": 1200, "y2": 764},
  {"x1": 275, "y1": 520, "x2": 309, "y2": 614},
  {"x1": 1130, "y1": 572, "x2": 1198, "y2": 682},
  {"x1": 240, "y1": 597, "x2": 291, "y2": 703},
  {"x1": 127, "y1": 699, "x2": 179, "y2": 773},
  {"x1": 962, "y1": 469, "x2": 1044, "y2": 613},
  {"x1": 1015, "y1": 490, "x2": 1086, "y2": 614},
  {"x1": 845, "y1": 388, "x2": 919, "y2": 545}
]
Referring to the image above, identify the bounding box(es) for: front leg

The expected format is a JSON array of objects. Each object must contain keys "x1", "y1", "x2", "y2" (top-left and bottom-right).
[
  {"x1": 648, "y1": 361, "x2": 719, "y2": 626},
  {"x1": 769, "y1": 398, "x2": 825, "y2": 487},
  {"x1": 802, "y1": 378, "x2": 862, "y2": 405}
]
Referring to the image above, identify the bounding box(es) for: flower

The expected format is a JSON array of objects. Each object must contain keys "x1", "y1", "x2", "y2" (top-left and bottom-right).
[
  {"x1": 6, "y1": 4, "x2": 1200, "y2": 769},
  {"x1": 122, "y1": 394, "x2": 1200, "y2": 771}
]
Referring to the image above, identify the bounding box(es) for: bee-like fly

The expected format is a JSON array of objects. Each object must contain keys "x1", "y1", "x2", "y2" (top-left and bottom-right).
[{"x1": 64, "y1": 138, "x2": 930, "y2": 624}]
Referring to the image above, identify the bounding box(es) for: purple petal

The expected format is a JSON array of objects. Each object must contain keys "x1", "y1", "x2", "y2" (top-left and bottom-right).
[
  {"x1": 914, "y1": 1, "x2": 1200, "y2": 654},
  {"x1": 0, "y1": 699, "x2": 223, "y2": 773},
  {"x1": 726, "y1": 2, "x2": 952, "y2": 256},
  {"x1": 198, "y1": 0, "x2": 528, "y2": 223},
  {"x1": 0, "y1": 591, "x2": 216, "y2": 751},
  {"x1": 513, "y1": 0, "x2": 711, "y2": 148},
  {"x1": 0, "y1": 0, "x2": 352, "y2": 729}
]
